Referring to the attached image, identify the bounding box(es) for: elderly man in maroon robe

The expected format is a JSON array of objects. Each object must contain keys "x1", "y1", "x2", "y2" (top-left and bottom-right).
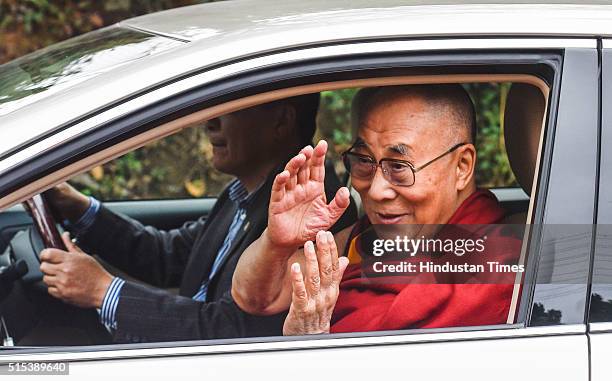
[{"x1": 232, "y1": 84, "x2": 521, "y2": 335}]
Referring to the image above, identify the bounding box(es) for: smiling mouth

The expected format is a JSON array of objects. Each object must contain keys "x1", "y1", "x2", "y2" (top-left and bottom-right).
[{"x1": 375, "y1": 212, "x2": 409, "y2": 224}]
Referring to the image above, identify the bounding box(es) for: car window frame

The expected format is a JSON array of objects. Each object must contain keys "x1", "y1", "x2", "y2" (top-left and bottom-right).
[{"x1": 0, "y1": 38, "x2": 594, "y2": 360}]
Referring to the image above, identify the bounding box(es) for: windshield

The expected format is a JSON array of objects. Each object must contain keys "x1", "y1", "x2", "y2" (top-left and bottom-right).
[{"x1": 0, "y1": 26, "x2": 182, "y2": 117}]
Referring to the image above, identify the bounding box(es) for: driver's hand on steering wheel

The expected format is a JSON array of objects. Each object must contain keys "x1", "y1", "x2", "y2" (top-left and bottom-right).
[
  {"x1": 43, "y1": 182, "x2": 92, "y2": 224},
  {"x1": 39, "y1": 232, "x2": 113, "y2": 309}
]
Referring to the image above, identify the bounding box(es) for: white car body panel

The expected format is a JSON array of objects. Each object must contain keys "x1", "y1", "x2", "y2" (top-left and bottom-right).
[
  {"x1": 589, "y1": 323, "x2": 612, "y2": 381},
  {"x1": 67, "y1": 334, "x2": 587, "y2": 380},
  {"x1": 0, "y1": 325, "x2": 589, "y2": 379}
]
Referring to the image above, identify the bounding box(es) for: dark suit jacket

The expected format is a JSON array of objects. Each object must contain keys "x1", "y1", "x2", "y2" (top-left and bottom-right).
[{"x1": 74, "y1": 163, "x2": 357, "y2": 343}]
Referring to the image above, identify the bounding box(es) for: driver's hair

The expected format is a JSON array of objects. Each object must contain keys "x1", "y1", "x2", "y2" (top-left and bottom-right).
[{"x1": 351, "y1": 84, "x2": 477, "y2": 144}]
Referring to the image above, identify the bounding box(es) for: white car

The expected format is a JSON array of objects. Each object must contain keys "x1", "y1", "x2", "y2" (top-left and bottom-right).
[{"x1": 0, "y1": 0, "x2": 610, "y2": 379}]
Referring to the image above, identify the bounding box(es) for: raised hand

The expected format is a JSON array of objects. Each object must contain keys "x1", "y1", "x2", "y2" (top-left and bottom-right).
[
  {"x1": 267, "y1": 140, "x2": 350, "y2": 250},
  {"x1": 283, "y1": 230, "x2": 349, "y2": 335}
]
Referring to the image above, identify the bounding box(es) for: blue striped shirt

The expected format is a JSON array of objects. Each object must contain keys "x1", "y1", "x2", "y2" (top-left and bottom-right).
[
  {"x1": 192, "y1": 179, "x2": 255, "y2": 301},
  {"x1": 63, "y1": 196, "x2": 101, "y2": 236},
  {"x1": 70, "y1": 180, "x2": 255, "y2": 330},
  {"x1": 100, "y1": 277, "x2": 125, "y2": 329}
]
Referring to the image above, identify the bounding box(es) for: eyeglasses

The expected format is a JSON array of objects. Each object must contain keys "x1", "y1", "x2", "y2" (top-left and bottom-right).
[{"x1": 342, "y1": 142, "x2": 468, "y2": 187}]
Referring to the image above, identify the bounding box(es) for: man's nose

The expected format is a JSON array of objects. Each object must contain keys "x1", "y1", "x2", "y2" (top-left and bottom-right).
[
  {"x1": 205, "y1": 118, "x2": 221, "y2": 132},
  {"x1": 367, "y1": 167, "x2": 397, "y2": 202}
]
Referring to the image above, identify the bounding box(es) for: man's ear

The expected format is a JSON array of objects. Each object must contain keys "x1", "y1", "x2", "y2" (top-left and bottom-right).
[
  {"x1": 455, "y1": 144, "x2": 476, "y2": 191},
  {"x1": 274, "y1": 103, "x2": 297, "y2": 141}
]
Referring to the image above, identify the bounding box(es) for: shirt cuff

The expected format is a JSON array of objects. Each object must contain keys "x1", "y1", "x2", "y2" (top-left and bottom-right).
[
  {"x1": 99, "y1": 277, "x2": 125, "y2": 330},
  {"x1": 63, "y1": 196, "x2": 101, "y2": 235}
]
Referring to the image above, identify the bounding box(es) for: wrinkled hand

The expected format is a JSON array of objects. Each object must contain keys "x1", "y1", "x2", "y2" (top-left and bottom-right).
[
  {"x1": 268, "y1": 140, "x2": 350, "y2": 250},
  {"x1": 43, "y1": 182, "x2": 90, "y2": 223},
  {"x1": 283, "y1": 230, "x2": 349, "y2": 335},
  {"x1": 40, "y1": 232, "x2": 113, "y2": 308}
]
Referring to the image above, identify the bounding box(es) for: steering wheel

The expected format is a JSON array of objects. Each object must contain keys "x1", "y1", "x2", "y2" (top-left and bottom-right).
[
  {"x1": 1, "y1": 195, "x2": 112, "y2": 345},
  {"x1": 2, "y1": 193, "x2": 68, "y2": 287},
  {"x1": 21, "y1": 194, "x2": 66, "y2": 251}
]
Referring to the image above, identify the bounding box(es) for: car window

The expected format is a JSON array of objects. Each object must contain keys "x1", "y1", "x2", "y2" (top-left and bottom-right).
[
  {"x1": 71, "y1": 125, "x2": 234, "y2": 200},
  {"x1": 0, "y1": 77, "x2": 553, "y2": 351},
  {"x1": 58, "y1": 81, "x2": 541, "y2": 339}
]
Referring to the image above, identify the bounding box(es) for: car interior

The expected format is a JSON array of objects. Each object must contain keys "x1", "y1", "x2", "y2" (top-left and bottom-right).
[{"x1": 0, "y1": 76, "x2": 548, "y2": 348}]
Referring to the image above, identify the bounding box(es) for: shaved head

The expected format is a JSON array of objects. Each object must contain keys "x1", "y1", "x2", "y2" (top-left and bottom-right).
[
  {"x1": 352, "y1": 84, "x2": 477, "y2": 144},
  {"x1": 347, "y1": 83, "x2": 479, "y2": 227}
]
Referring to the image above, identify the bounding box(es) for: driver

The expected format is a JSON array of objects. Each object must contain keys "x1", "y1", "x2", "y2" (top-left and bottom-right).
[
  {"x1": 38, "y1": 94, "x2": 357, "y2": 342},
  {"x1": 231, "y1": 84, "x2": 522, "y2": 335}
]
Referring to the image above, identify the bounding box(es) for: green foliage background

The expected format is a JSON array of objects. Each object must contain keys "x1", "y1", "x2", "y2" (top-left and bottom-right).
[{"x1": 0, "y1": 1, "x2": 516, "y2": 200}]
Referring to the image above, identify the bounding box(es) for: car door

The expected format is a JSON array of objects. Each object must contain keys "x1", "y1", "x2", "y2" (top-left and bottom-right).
[{"x1": 0, "y1": 38, "x2": 596, "y2": 379}]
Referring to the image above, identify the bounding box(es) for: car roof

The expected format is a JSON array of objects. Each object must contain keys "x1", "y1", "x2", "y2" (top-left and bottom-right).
[
  {"x1": 124, "y1": 0, "x2": 612, "y2": 42},
  {"x1": 2, "y1": 0, "x2": 612, "y2": 162}
]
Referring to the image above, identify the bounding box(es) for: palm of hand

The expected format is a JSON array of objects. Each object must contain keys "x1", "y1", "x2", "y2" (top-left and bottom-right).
[
  {"x1": 266, "y1": 141, "x2": 349, "y2": 250},
  {"x1": 268, "y1": 180, "x2": 333, "y2": 248}
]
